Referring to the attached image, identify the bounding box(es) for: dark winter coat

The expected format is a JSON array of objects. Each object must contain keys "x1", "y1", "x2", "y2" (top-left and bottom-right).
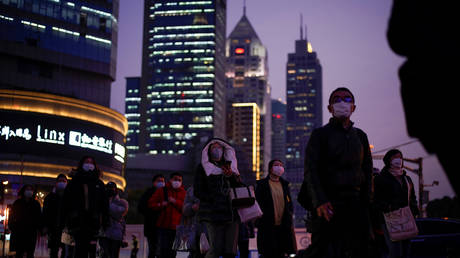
[
  {"x1": 193, "y1": 164, "x2": 242, "y2": 222},
  {"x1": 9, "y1": 197, "x2": 42, "y2": 252},
  {"x1": 255, "y1": 177, "x2": 296, "y2": 255},
  {"x1": 373, "y1": 168, "x2": 419, "y2": 224},
  {"x1": 62, "y1": 169, "x2": 109, "y2": 237},
  {"x1": 303, "y1": 117, "x2": 373, "y2": 209},
  {"x1": 43, "y1": 190, "x2": 66, "y2": 248},
  {"x1": 193, "y1": 138, "x2": 244, "y2": 223},
  {"x1": 138, "y1": 187, "x2": 159, "y2": 237}
]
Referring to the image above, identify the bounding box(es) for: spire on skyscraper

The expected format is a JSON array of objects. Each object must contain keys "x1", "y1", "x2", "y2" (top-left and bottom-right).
[
  {"x1": 243, "y1": 0, "x2": 246, "y2": 16},
  {"x1": 300, "y1": 13, "x2": 303, "y2": 40}
]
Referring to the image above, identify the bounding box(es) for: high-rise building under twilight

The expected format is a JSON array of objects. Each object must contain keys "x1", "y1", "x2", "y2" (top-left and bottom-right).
[
  {"x1": 0, "y1": 0, "x2": 127, "y2": 191},
  {"x1": 139, "y1": 0, "x2": 227, "y2": 155},
  {"x1": 125, "y1": 77, "x2": 141, "y2": 156},
  {"x1": 271, "y1": 99, "x2": 286, "y2": 164},
  {"x1": 226, "y1": 11, "x2": 270, "y2": 178},
  {"x1": 285, "y1": 27, "x2": 322, "y2": 227}
]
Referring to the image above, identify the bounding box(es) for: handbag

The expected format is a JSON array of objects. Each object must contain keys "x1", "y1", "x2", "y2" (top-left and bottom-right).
[
  {"x1": 229, "y1": 185, "x2": 256, "y2": 208},
  {"x1": 237, "y1": 200, "x2": 263, "y2": 223},
  {"x1": 199, "y1": 232, "x2": 210, "y2": 254},
  {"x1": 383, "y1": 176, "x2": 418, "y2": 241},
  {"x1": 172, "y1": 224, "x2": 197, "y2": 251}
]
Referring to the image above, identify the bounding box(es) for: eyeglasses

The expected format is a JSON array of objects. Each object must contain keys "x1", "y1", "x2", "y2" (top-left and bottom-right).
[{"x1": 332, "y1": 96, "x2": 353, "y2": 104}]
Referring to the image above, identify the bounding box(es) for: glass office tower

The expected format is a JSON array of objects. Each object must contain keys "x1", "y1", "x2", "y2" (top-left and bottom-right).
[
  {"x1": 139, "y1": 0, "x2": 227, "y2": 155},
  {"x1": 285, "y1": 27, "x2": 322, "y2": 227},
  {"x1": 125, "y1": 77, "x2": 141, "y2": 156}
]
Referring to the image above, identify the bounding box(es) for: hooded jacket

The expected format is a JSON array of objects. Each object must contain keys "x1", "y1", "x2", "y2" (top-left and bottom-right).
[{"x1": 193, "y1": 138, "x2": 243, "y2": 222}]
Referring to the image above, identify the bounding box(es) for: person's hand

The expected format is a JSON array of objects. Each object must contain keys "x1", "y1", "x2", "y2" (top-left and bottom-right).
[
  {"x1": 168, "y1": 197, "x2": 176, "y2": 204},
  {"x1": 161, "y1": 201, "x2": 168, "y2": 206},
  {"x1": 192, "y1": 203, "x2": 199, "y2": 211},
  {"x1": 316, "y1": 202, "x2": 334, "y2": 222}
]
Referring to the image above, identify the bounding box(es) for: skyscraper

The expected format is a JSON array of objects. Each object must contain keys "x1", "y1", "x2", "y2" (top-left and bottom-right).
[
  {"x1": 285, "y1": 25, "x2": 322, "y2": 227},
  {"x1": 271, "y1": 99, "x2": 286, "y2": 164},
  {"x1": 226, "y1": 9, "x2": 271, "y2": 177},
  {"x1": 0, "y1": 0, "x2": 127, "y2": 190},
  {"x1": 125, "y1": 76, "x2": 141, "y2": 156},
  {"x1": 139, "y1": 0, "x2": 227, "y2": 155}
]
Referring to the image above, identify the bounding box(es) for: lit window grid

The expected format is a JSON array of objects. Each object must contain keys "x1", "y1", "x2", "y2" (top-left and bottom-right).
[{"x1": 232, "y1": 103, "x2": 261, "y2": 179}]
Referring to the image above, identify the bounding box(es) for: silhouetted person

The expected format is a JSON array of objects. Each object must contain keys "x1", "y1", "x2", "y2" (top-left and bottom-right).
[
  {"x1": 374, "y1": 149, "x2": 419, "y2": 258},
  {"x1": 9, "y1": 184, "x2": 42, "y2": 258},
  {"x1": 138, "y1": 174, "x2": 165, "y2": 258},
  {"x1": 255, "y1": 159, "x2": 297, "y2": 258},
  {"x1": 387, "y1": 0, "x2": 459, "y2": 196},
  {"x1": 302, "y1": 88, "x2": 373, "y2": 258},
  {"x1": 43, "y1": 174, "x2": 68, "y2": 258},
  {"x1": 63, "y1": 156, "x2": 109, "y2": 258}
]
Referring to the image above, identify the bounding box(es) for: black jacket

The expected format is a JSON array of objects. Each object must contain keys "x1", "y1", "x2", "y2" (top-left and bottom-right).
[
  {"x1": 138, "y1": 187, "x2": 159, "y2": 237},
  {"x1": 373, "y1": 168, "x2": 419, "y2": 223},
  {"x1": 255, "y1": 177, "x2": 296, "y2": 255},
  {"x1": 303, "y1": 118, "x2": 373, "y2": 209},
  {"x1": 193, "y1": 164, "x2": 242, "y2": 222},
  {"x1": 43, "y1": 191, "x2": 66, "y2": 231},
  {"x1": 9, "y1": 197, "x2": 42, "y2": 251},
  {"x1": 62, "y1": 169, "x2": 109, "y2": 236}
]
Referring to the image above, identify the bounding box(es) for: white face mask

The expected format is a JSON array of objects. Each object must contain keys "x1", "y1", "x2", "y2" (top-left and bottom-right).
[
  {"x1": 56, "y1": 182, "x2": 67, "y2": 190},
  {"x1": 156, "y1": 182, "x2": 165, "y2": 188},
  {"x1": 391, "y1": 158, "x2": 403, "y2": 169},
  {"x1": 272, "y1": 166, "x2": 285, "y2": 177},
  {"x1": 332, "y1": 102, "x2": 352, "y2": 119},
  {"x1": 171, "y1": 181, "x2": 182, "y2": 189},
  {"x1": 24, "y1": 190, "x2": 33, "y2": 198},
  {"x1": 82, "y1": 163, "x2": 95, "y2": 172},
  {"x1": 210, "y1": 147, "x2": 223, "y2": 161}
]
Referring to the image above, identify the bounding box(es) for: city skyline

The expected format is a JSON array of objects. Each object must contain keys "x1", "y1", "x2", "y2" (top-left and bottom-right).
[{"x1": 111, "y1": 0, "x2": 454, "y2": 200}]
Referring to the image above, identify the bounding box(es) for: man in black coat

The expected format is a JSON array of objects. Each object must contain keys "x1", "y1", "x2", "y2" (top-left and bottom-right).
[
  {"x1": 43, "y1": 174, "x2": 68, "y2": 258},
  {"x1": 302, "y1": 88, "x2": 373, "y2": 258},
  {"x1": 137, "y1": 174, "x2": 165, "y2": 258}
]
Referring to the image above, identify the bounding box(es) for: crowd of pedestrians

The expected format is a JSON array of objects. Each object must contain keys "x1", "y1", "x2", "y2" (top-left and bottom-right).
[{"x1": 4, "y1": 88, "x2": 419, "y2": 258}]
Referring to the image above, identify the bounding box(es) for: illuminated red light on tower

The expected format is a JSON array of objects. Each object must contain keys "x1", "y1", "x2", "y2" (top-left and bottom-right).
[{"x1": 235, "y1": 48, "x2": 245, "y2": 54}]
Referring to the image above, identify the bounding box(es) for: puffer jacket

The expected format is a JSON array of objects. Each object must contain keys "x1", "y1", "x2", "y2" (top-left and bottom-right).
[
  {"x1": 103, "y1": 195, "x2": 129, "y2": 241},
  {"x1": 303, "y1": 117, "x2": 373, "y2": 209},
  {"x1": 193, "y1": 138, "x2": 243, "y2": 223}
]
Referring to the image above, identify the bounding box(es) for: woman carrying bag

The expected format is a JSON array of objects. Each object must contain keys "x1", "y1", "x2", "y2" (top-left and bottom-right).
[
  {"x1": 374, "y1": 149, "x2": 419, "y2": 258},
  {"x1": 255, "y1": 159, "x2": 297, "y2": 258}
]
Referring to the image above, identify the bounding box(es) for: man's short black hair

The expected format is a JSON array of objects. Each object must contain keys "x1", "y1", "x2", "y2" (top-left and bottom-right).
[
  {"x1": 152, "y1": 174, "x2": 165, "y2": 182},
  {"x1": 329, "y1": 87, "x2": 355, "y2": 104},
  {"x1": 170, "y1": 172, "x2": 183, "y2": 179},
  {"x1": 56, "y1": 173, "x2": 67, "y2": 181}
]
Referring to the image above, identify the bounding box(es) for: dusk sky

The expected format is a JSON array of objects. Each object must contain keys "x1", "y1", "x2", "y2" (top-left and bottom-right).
[{"x1": 110, "y1": 0, "x2": 454, "y2": 200}]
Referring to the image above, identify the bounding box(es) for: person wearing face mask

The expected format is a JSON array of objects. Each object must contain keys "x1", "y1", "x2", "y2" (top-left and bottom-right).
[
  {"x1": 138, "y1": 174, "x2": 166, "y2": 258},
  {"x1": 302, "y1": 87, "x2": 373, "y2": 258},
  {"x1": 9, "y1": 184, "x2": 42, "y2": 258},
  {"x1": 43, "y1": 174, "x2": 68, "y2": 258},
  {"x1": 255, "y1": 159, "x2": 296, "y2": 258},
  {"x1": 147, "y1": 172, "x2": 186, "y2": 258},
  {"x1": 193, "y1": 138, "x2": 244, "y2": 258},
  {"x1": 62, "y1": 156, "x2": 109, "y2": 258},
  {"x1": 100, "y1": 182, "x2": 129, "y2": 258},
  {"x1": 373, "y1": 149, "x2": 419, "y2": 258}
]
